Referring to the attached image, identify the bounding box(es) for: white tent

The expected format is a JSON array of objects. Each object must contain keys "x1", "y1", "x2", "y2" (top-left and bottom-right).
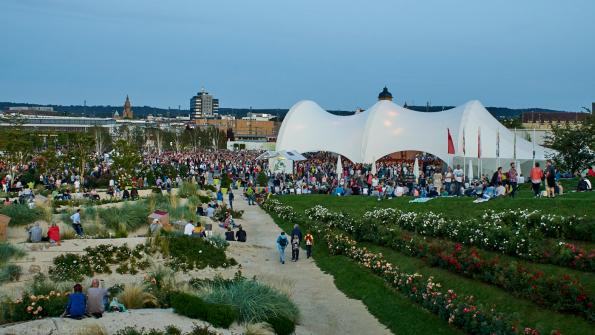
[{"x1": 276, "y1": 100, "x2": 553, "y2": 167}]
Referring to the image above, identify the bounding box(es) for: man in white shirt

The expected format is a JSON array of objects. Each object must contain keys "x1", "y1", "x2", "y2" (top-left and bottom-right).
[
  {"x1": 453, "y1": 165, "x2": 464, "y2": 196},
  {"x1": 184, "y1": 220, "x2": 195, "y2": 236},
  {"x1": 70, "y1": 209, "x2": 83, "y2": 236}
]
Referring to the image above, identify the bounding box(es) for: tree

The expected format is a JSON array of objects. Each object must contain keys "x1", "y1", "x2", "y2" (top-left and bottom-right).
[
  {"x1": 64, "y1": 132, "x2": 95, "y2": 181},
  {"x1": 111, "y1": 139, "x2": 142, "y2": 186},
  {"x1": 91, "y1": 126, "x2": 113, "y2": 154},
  {"x1": 544, "y1": 115, "x2": 595, "y2": 175}
]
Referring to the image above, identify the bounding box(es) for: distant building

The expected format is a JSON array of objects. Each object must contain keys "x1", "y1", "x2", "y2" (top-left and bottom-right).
[
  {"x1": 193, "y1": 118, "x2": 278, "y2": 141},
  {"x1": 242, "y1": 112, "x2": 276, "y2": 121},
  {"x1": 3, "y1": 106, "x2": 57, "y2": 116},
  {"x1": 123, "y1": 95, "x2": 133, "y2": 119},
  {"x1": 0, "y1": 115, "x2": 116, "y2": 133},
  {"x1": 521, "y1": 111, "x2": 590, "y2": 130},
  {"x1": 190, "y1": 88, "x2": 219, "y2": 119}
]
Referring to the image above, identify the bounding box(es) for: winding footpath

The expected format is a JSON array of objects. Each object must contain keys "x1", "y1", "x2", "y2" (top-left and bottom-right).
[{"x1": 225, "y1": 197, "x2": 392, "y2": 335}]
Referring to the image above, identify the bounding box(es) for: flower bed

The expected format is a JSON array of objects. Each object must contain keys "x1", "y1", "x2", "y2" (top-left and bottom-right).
[
  {"x1": 262, "y1": 200, "x2": 547, "y2": 335},
  {"x1": 48, "y1": 244, "x2": 152, "y2": 281},
  {"x1": 306, "y1": 205, "x2": 595, "y2": 271}
]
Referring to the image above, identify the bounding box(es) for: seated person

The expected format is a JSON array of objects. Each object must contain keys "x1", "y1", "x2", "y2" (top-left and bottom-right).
[
  {"x1": 106, "y1": 187, "x2": 115, "y2": 198},
  {"x1": 48, "y1": 222, "x2": 61, "y2": 245},
  {"x1": 577, "y1": 177, "x2": 592, "y2": 191},
  {"x1": 3, "y1": 197, "x2": 11, "y2": 205},
  {"x1": 495, "y1": 182, "x2": 506, "y2": 197},
  {"x1": 236, "y1": 225, "x2": 247, "y2": 242},
  {"x1": 225, "y1": 226, "x2": 235, "y2": 241},
  {"x1": 206, "y1": 204, "x2": 215, "y2": 218},
  {"x1": 122, "y1": 189, "x2": 130, "y2": 200},
  {"x1": 28, "y1": 223, "x2": 43, "y2": 243},
  {"x1": 184, "y1": 220, "x2": 195, "y2": 236},
  {"x1": 87, "y1": 279, "x2": 108, "y2": 318},
  {"x1": 62, "y1": 283, "x2": 86, "y2": 319},
  {"x1": 130, "y1": 187, "x2": 139, "y2": 200},
  {"x1": 89, "y1": 189, "x2": 100, "y2": 200},
  {"x1": 334, "y1": 185, "x2": 345, "y2": 196},
  {"x1": 149, "y1": 219, "x2": 161, "y2": 234},
  {"x1": 196, "y1": 206, "x2": 205, "y2": 217},
  {"x1": 192, "y1": 223, "x2": 205, "y2": 237}
]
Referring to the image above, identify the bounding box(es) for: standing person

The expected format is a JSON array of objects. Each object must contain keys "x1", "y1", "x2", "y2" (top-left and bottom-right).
[
  {"x1": 245, "y1": 186, "x2": 255, "y2": 206},
  {"x1": 291, "y1": 235, "x2": 300, "y2": 262},
  {"x1": 545, "y1": 160, "x2": 556, "y2": 198},
  {"x1": 530, "y1": 162, "x2": 544, "y2": 197},
  {"x1": 290, "y1": 224, "x2": 303, "y2": 261},
  {"x1": 444, "y1": 167, "x2": 453, "y2": 195},
  {"x1": 276, "y1": 232, "x2": 289, "y2": 264},
  {"x1": 216, "y1": 190, "x2": 224, "y2": 206},
  {"x1": 508, "y1": 162, "x2": 518, "y2": 198},
  {"x1": 70, "y1": 209, "x2": 84, "y2": 236},
  {"x1": 228, "y1": 190, "x2": 234, "y2": 211},
  {"x1": 453, "y1": 165, "x2": 464, "y2": 196},
  {"x1": 432, "y1": 170, "x2": 443, "y2": 194},
  {"x1": 87, "y1": 279, "x2": 108, "y2": 318},
  {"x1": 304, "y1": 231, "x2": 314, "y2": 259}
]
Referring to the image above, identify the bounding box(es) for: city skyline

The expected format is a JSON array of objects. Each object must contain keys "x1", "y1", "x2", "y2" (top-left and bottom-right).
[{"x1": 1, "y1": 0, "x2": 594, "y2": 112}]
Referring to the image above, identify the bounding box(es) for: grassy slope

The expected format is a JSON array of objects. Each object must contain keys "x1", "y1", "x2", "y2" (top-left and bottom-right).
[
  {"x1": 272, "y1": 214, "x2": 462, "y2": 335},
  {"x1": 273, "y1": 188, "x2": 595, "y2": 335}
]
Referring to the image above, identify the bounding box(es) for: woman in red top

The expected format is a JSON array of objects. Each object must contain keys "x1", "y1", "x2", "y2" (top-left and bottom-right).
[
  {"x1": 529, "y1": 162, "x2": 544, "y2": 197},
  {"x1": 48, "y1": 223, "x2": 61, "y2": 246}
]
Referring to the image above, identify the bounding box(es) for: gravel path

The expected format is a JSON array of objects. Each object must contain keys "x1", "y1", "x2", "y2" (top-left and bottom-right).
[{"x1": 224, "y1": 197, "x2": 392, "y2": 335}]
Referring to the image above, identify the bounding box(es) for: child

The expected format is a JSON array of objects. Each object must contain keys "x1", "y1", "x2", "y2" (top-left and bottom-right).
[
  {"x1": 304, "y1": 232, "x2": 314, "y2": 259},
  {"x1": 291, "y1": 236, "x2": 300, "y2": 262}
]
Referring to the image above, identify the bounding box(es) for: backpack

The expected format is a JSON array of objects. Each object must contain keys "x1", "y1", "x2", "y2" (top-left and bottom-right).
[{"x1": 279, "y1": 236, "x2": 288, "y2": 247}]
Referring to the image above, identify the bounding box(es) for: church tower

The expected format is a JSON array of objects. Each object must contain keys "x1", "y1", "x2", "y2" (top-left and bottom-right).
[{"x1": 123, "y1": 95, "x2": 133, "y2": 119}]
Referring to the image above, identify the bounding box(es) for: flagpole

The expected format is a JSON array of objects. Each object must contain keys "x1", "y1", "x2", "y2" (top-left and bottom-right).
[{"x1": 532, "y1": 127, "x2": 536, "y2": 168}]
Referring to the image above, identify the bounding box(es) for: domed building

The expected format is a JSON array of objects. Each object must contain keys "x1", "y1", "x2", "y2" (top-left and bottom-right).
[{"x1": 378, "y1": 87, "x2": 393, "y2": 101}]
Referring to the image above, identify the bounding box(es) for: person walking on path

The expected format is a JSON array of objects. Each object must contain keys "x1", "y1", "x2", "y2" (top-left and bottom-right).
[
  {"x1": 228, "y1": 190, "x2": 235, "y2": 211},
  {"x1": 276, "y1": 231, "x2": 289, "y2": 264},
  {"x1": 291, "y1": 224, "x2": 303, "y2": 261},
  {"x1": 305, "y1": 231, "x2": 314, "y2": 259},
  {"x1": 246, "y1": 186, "x2": 255, "y2": 206},
  {"x1": 70, "y1": 209, "x2": 84, "y2": 236}
]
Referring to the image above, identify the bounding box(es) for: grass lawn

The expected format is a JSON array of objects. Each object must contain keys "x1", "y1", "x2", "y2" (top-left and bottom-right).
[
  {"x1": 271, "y1": 214, "x2": 463, "y2": 335},
  {"x1": 277, "y1": 187, "x2": 595, "y2": 222}
]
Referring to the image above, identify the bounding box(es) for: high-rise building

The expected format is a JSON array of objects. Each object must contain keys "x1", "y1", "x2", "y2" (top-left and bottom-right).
[
  {"x1": 123, "y1": 95, "x2": 133, "y2": 119},
  {"x1": 190, "y1": 88, "x2": 219, "y2": 119}
]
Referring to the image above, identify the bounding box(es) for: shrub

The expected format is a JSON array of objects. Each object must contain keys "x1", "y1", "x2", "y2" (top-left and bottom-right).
[
  {"x1": 155, "y1": 232, "x2": 237, "y2": 272},
  {"x1": 118, "y1": 284, "x2": 159, "y2": 309},
  {"x1": 0, "y1": 204, "x2": 45, "y2": 226},
  {"x1": 178, "y1": 182, "x2": 199, "y2": 198},
  {"x1": 245, "y1": 322, "x2": 275, "y2": 335},
  {"x1": 0, "y1": 264, "x2": 22, "y2": 283},
  {"x1": 114, "y1": 325, "x2": 219, "y2": 335},
  {"x1": 170, "y1": 291, "x2": 238, "y2": 328},
  {"x1": 196, "y1": 277, "x2": 300, "y2": 324},
  {"x1": 266, "y1": 315, "x2": 296, "y2": 335},
  {"x1": 0, "y1": 243, "x2": 25, "y2": 261}
]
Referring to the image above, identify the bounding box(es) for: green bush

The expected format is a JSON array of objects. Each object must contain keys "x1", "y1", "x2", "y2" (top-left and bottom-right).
[
  {"x1": 155, "y1": 232, "x2": 236, "y2": 271},
  {"x1": 0, "y1": 204, "x2": 45, "y2": 226},
  {"x1": 114, "y1": 325, "x2": 219, "y2": 335},
  {"x1": 0, "y1": 243, "x2": 25, "y2": 261},
  {"x1": 0, "y1": 264, "x2": 22, "y2": 283},
  {"x1": 197, "y1": 277, "x2": 300, "y2": 324},
  {"x1": 178, "y1": 182, "x2": 199, "y2": 198},
  {"x1": 170, "y1": 292, "x2": 238, "y2": 328},
  {"x1": 266, "y1": 315, "x2": 296, "y2": 335}
]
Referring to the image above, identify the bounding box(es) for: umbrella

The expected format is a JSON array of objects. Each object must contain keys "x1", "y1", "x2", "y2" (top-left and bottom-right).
[
  {"x1": 371, "y1": 158, "x2": 377, "y2": 176},
  {"x1": 468, "y1": 159, "x2": 474, "y2": 181},
  {"x1": 413, "y1": 157, "x2": 420, "y2": 182}
]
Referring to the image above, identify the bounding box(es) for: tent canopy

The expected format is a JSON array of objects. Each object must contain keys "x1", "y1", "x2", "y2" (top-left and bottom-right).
[
  {"x1": 276, "y1": 100, "x2": 554, "y2": 164},
  {"x1": 256, "y1": 150, "x2": 307, "y2": 161}
]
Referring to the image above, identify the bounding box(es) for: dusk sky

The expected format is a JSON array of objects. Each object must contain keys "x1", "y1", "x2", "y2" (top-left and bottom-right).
[{"x1": 1, "y1": 0, "x2": 593, "y2": 111}]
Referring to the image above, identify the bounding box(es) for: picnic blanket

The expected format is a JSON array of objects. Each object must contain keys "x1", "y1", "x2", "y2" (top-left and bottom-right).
[{"x1": 409, "y1": 197, "x2": 433, "y2": 203}]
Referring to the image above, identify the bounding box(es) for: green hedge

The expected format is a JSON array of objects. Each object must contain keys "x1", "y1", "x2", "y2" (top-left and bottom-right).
[
  {"x1": 170, "y1": 291, "x2": 238, "y2": 328},
  {"x1": 266, "y1": 315, "x2": 296, "y2": 335}
]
